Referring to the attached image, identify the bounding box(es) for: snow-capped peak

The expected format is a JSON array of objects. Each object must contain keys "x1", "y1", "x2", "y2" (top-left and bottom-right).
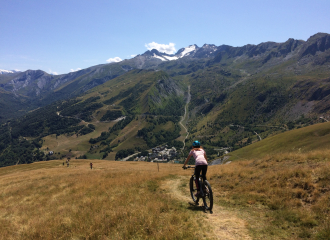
[
  {"x1": 178, "y1": 45, "x2": 197, "y2": 58},
  {"x1": 153, "y1": 53, "x2": 167, "y2": 61},
  {"x1": 149, "y1": 44, "x2": 199, "y2": 62},
  {"x1": 0, "y1": 69, "x2": 20, "y2": 74},
  {"x1": 153, "y1": 53, "x2": 179, "y2": 61}
]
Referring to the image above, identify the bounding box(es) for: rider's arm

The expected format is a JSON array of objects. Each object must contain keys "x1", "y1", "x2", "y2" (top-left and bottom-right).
[{"x1": 183, "y1": 154, "x2": 192, "y2": 167}]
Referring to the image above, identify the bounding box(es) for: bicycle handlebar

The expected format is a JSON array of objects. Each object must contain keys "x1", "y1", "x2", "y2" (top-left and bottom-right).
[{"x1": 182, "y1": 166, "x2": 195, "y2": 170}]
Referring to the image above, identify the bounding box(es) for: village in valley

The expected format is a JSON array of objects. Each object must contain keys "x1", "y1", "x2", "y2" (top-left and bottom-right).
[
  {"x1": 134, "y1": 145, "x2": 179, "y2": 162},
  {"x1": 46, "y1": 144, "x2": 232, "y2": 163}
]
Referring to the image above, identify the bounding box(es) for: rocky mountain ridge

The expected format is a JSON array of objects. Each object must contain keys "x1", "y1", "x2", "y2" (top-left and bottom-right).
[
  {"x1": 1, "y1": 33, "x2": 329, "y2": 98},
  {"x1": 1, "y1": 32, "x2": 330, "y2": 124}
]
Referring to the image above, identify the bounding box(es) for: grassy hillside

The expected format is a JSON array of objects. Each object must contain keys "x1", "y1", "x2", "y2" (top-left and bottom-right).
[
  {"x1": 228, "y1": 121, "x2": 330, "y2": 160},
  {"x1": 1, "y1": 151, "x2": 329, "y2": 239},
  {"x1": 180, "y1": 61, "x2": 330, "y2": 156},
  {"x1": 3, "y1": 33, "x2": 330, "y2": 167},
  {"x1": 208, "y1": 150, "x2": 330, "y2": 239},
  {"x1": 45, "y1": 69, "x2": 186, "y2": 160},
  {"x1": 0, "y1": 89, "x2": 30, "y2": 121},
  {"x1": 170, "y1": 35, "x2": 330, "y2": 154},
  {"x1": 0, "y1": 161, "x2": 210, "y2": 239},
  {"x1": 0, "y1": 69, "x2": 187, "y2": 166}
]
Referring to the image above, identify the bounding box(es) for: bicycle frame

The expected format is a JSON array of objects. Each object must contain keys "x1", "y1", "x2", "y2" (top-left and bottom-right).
[
  {"x1": 191, "y1": 170, "x2": 206, "y2": 197},
  {"x1": 183, "y1": 165, "x2": 213, "y2": 213}
]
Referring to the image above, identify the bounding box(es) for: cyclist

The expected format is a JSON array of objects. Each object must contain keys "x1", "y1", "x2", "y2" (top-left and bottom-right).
[{"x1": 183, "y1": 140, "x2": 208, "y2": 197}]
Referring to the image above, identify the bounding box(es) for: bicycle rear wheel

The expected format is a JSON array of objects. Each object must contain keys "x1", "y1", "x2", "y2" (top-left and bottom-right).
[
  {"x1": 202, "y1": 180, "x2": 213, "y2": 211},
  {"x1": 189, "y1": 176, "x2": 199, "y2": 203}
]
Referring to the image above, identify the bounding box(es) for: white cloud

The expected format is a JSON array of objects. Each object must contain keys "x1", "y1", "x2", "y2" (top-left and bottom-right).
[
  {"x1": 70, "y1": 68, "x2": 82, "y2": 72},
  {"x1": 145, "y1": 42, "x2": 176, "y2": 54},
  {"x1": 130, "y1": 54, "x2": 137, "y2": 58},
  {"x1": 106, "y1": 57, "x2": 122, "y2": 63},
  {"x1": 49, "y1": 69, "x2": 58, "y2": 75}
]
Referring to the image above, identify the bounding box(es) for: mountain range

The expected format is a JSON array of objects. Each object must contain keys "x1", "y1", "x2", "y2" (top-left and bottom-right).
[
  {"x1": 0, "y1": 69, "x2": 21, "y2": 75},
  {"x1": 1, "y1": 32, "x2": 330, "y2": 167}
]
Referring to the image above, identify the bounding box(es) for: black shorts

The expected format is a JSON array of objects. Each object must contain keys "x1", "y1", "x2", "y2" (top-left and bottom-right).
[{"x1": 195, "y1": 165, "x2": 207, "y2": 181}]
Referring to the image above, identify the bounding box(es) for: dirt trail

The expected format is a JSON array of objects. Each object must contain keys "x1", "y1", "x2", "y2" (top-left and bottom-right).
[{"x1": 161, "y1": 176, "x2": 251, "y2": 240}]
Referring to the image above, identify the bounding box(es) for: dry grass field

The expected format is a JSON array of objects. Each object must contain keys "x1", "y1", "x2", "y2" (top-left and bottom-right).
[
  {"x1": 1, "y1": 148, "x2": 329, "y2": 239},
  {"x1": 228, "y1": 121, "x2": 330, "y2": 160},
  {"x1": 208, "y1": 150, "x2": 330, "y2": 239},
  {"x1": 0, "y1": 160, "x2": 216, "y2": 240}
]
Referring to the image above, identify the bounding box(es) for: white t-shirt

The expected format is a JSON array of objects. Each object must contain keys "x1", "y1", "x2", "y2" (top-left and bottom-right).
[{"x1": 189, "y1": 148, "x2": 208, "y2": 166}]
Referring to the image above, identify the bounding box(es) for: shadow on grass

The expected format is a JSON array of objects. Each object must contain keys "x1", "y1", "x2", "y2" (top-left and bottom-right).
[{"x1": 187, "y1": 202, "x2": 206, "y2": 212}]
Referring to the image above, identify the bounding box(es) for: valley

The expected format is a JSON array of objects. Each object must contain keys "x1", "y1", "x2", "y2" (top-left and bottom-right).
[
  {"x1": 1, "y1": 121, "x2": 330, "y2": 239},
  {"x1": 1, "y1": 32, "x2": 330, "y2": 238},
  {"x1": 2, "y1": 33, "x2": 330, "y2": 166}
]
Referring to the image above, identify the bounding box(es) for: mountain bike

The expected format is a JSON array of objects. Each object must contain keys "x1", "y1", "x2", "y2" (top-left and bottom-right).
[{"x1": 183, "y1": 166, "x2": 213, "y2": 213}]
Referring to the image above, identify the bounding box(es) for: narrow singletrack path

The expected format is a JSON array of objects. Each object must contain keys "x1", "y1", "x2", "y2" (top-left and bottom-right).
[{"x1": 161, "y1": 176, "x2": 251, "y2": 240}]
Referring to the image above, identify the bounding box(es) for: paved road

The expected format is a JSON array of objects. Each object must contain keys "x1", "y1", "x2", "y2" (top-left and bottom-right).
[
  {"x1": 209, "y1": 156, "x2": 230, "y2": 165},
  {"x1": 179, "y1": 85, "x2": 191, "y2": 151}
]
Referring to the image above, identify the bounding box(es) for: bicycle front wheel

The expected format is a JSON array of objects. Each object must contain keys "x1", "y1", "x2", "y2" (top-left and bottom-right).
[
  {"x1": 189, "y1": 176, "x2": 199, "y2": 203},
  {"x1": 202, "y1": 180, "x2": 213, "y2": 211}
]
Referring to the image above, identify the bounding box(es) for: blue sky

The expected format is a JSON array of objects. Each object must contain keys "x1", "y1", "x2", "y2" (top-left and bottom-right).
[{"x1": 1, "y1": 0, "x2": 330, "y2": 74}]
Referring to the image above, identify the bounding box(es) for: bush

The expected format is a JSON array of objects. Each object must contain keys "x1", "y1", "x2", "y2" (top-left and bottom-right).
[
  {"x1": 79, "y1": 126, "x2": 94, "y2": 135},
  {"x1": 100, "y1": 110, "x2": 122, "y2": 121},
  {"x1": 138, "y1": 150, "x2": 149, "y2": 157},
  {"x1": 89, "y1": 132, "x2": 110, "y2": 144},
  {"x1": 88, "y1": 124, "x2": 95, "y2": 130},
  {"x1": 115, "y1": 149, "x2": 135, "y2": 160}
]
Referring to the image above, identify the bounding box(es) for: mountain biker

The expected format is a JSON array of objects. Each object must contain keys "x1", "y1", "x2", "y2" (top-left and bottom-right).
[{"x1": 183, "y1": 140, "x2": 208, "y2": 197}]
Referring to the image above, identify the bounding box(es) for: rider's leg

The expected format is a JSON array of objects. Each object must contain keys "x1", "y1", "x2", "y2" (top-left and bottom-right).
[
  {"x1": 195, "y1": 165, "x2": 202, "y2": 194},
  {"x1": 201, "y1": 165, "x2": 208, "y2": 182}
]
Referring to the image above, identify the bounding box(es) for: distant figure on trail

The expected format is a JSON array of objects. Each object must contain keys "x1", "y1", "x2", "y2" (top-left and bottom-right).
[
  {"x1": 183, "y1": 140, "x2": 208, "y2": 198},
  {"x1": 63, "y1": 162, "x2": 64, "y2": 166},
  {"x1": 66, "y1": 157, "x2": 71, "y2": 167},
  {"x1": 90, "y1": 162, "x2": 93, "y2": 169}
]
